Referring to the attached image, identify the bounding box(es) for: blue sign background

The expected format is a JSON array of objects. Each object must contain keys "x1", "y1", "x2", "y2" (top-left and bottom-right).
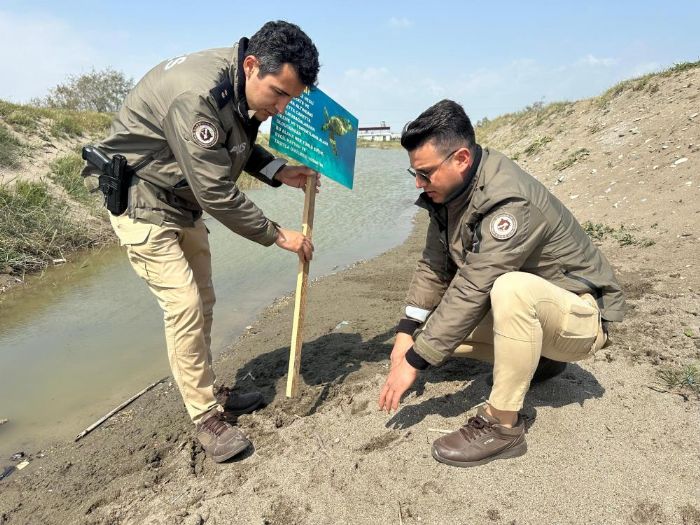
[{"x1": 270, "y1": 88, "x2": 358, "y2": 189}]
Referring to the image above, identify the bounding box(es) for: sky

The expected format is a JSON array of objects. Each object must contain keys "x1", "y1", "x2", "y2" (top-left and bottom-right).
[{"x1": 1, "y1": 1, "x2": 698, "y2": 131}]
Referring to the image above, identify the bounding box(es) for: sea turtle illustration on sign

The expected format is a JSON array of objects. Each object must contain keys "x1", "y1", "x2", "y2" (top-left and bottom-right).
[{"x1": 321, "y1": 107, "x2": 354, "y2": 156}]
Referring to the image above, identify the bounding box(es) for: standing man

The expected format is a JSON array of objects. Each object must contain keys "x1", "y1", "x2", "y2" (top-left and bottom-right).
[
  {"x1": 378, "y1": 100, "x2": 625, "y2": 467},
  {"x1": 85, "y1": 21, "x2": 320, "y2": 462}
]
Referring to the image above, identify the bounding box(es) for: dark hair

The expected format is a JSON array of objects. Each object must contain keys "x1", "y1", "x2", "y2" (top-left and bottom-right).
[
  {"x1": 400, "y1": 99, "x2": 475, "y2": 154},
  {"x1": 246, "y1": 20, "x2": 320, "y2": 86}
]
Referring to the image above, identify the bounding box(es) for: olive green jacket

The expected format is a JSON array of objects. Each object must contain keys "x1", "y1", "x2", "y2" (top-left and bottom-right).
[
  {"x1": 85, "y1": 38, "x2": 284, "y2": 246},
  {"x1": 407, "y1": 146, "x2": 626, "y2": 366}
]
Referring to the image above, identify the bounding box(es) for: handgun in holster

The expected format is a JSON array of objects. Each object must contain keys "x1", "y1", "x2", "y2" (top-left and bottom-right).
[{"x1": 81, "y1": 146, "x2": 131, "y2": 216}]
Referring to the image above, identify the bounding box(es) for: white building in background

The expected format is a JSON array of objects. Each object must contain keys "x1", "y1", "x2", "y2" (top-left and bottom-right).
[{"x1": 358, "y1": 121, "x2": 401, "y2": 141}]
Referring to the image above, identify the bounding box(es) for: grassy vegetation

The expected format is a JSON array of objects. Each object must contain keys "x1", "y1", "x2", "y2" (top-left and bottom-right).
[
  {"x1": 0, "y1": 124, "x2": 23, "y2": 168},
  {"x1": 553, "y1": 148, "x2": 590, "y2": 171},
  {"x1": 523, "y1": 136, "x2": 553, "y2": 157},
  {"x1": 597, "y1": 60, "x2": 700, "y2": 108},
  {"x1": 477, "y1": 60, "x2": 700, "y2": 148},
  {"x1": 0, "y1": 180, "x2": 108, "y2": 274},
  {"x1": 582, "y1": 221, "x2": 655, "y2": 247},
  {"x1": 0, "y1": 100, "x2": 111, "y2": 138},
  {"x1": 49, "y1": 152, "x2": 97, "y2": 205},
  {"x1": 476, "y1": 101, "x2": 573, "y2": 147},
  {"x1": 656, "y1": 363, "x2": 699, "y2": 398}
]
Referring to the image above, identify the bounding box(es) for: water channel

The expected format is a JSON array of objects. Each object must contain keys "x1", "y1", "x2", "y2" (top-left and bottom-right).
[{"x1": 0, "y1": 148, "x2": 418, "y2": 458}]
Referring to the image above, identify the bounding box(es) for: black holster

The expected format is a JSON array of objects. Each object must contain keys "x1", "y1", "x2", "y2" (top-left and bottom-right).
[
  {"x1": 100, "y1": 154, "x2": 130, "y2": 216},
  {"x1": 82, "y1": 146, "x2": 131, "y2": 216}
]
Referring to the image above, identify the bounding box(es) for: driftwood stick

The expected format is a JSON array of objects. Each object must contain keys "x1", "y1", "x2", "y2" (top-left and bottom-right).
[{"x1": 75, "y1": 376, "x2": 167, "y2": 441}]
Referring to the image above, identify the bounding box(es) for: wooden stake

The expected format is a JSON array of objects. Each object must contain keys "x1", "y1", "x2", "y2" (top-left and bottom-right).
[{"x1": 286, "y1": 175, "x2": 317, "y2": 398}]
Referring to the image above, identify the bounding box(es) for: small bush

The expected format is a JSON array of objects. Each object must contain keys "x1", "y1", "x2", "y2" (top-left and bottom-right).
[{"x1": 36, "y1": 68, "x2": 133, "y2": 113}]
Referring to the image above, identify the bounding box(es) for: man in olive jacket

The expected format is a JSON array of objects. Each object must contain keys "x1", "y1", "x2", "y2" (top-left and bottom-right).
[
  {"x1": 378, "y1": 100, "x2": 625, "y2": 467},
  {"x1": 88, "y1": 21, "x2": 320, "y2": 462}
]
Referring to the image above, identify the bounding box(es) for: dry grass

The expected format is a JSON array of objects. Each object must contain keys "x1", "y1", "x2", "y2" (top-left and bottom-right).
[
  {"x1": 0, "y1": 99, "x2": 111, "y2": 138},
  {"x1": 0, "y1": 124, "x2": 23, "y2": 168},
  {"x1": 0, "y1": 180, "x2": 110, "y2": 274}
]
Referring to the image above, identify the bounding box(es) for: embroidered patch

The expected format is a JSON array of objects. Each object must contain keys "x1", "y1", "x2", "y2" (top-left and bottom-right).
[
  {"x1": 191, "y1": 120, "x2": 218, "y2": 148},
  {"x1": 489, "y1": 212, "x2": 518, "y2": 240}
]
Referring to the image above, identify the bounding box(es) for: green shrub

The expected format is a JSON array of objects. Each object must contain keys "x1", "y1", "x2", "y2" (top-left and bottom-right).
[{"x1": 35, "y1": 67, "x2": 134, "y2": 113}]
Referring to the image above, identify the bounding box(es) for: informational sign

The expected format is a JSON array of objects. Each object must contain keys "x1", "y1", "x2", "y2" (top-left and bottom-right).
[{"x1": 270, "y1": 87, "x2": 358, "y2": 189}]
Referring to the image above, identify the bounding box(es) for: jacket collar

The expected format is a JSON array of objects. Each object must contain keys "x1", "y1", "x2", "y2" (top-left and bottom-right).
[
  {"x1": 415, "y1": 144, "x2": 483, "y2": 215},
  {"x1": 230, "y1": 37, "x2": 252, "y2": 124}
]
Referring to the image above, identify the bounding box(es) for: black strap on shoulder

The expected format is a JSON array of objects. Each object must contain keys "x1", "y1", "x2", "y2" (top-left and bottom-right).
[{"x1": 210, "y1": 76, "x2": 234, "y2": 110}]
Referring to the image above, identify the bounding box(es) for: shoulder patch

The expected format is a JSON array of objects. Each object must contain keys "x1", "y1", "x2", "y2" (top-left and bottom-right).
[
  {"x1": 489, "y1": 212, "x2": 517, "y2": 240},
  {"x1": 192, "y1": 120, "x2": 219, "y2": 148}
]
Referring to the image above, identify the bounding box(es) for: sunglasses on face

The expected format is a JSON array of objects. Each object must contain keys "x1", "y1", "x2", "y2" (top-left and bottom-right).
[{"x1": 407, "y1": 149, "x2": 458, "y2": 183}]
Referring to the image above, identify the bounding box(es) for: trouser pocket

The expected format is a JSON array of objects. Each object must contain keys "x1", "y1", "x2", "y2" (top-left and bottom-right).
[{"x1": 552, "y1": 294, "x2": 600, "y2": 359}]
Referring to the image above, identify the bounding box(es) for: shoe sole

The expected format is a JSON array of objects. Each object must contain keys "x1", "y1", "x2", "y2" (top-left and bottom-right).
[
  {"x1": 210, "y1": 439, "x2": 251, "y2": 463},
  {"x1": 431, "y1": 441, "x2": 527, "y2": 468}
]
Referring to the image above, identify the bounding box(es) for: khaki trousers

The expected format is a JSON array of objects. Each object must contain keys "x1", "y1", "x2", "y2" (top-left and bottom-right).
[
  {"x1": 452, "y1": 272, "x2": 607, "y2": 411},
  {"x1": 110, "y1": 214, "x2": 219, "y2": 424}
]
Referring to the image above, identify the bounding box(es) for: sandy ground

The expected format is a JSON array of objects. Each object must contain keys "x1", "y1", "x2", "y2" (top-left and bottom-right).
[
  {"x1": 0, "y1": 210, "x2": 698, "y2": 525},
  {"x1": 2, "y1": 67, "x2": 700, "y2": 524}
]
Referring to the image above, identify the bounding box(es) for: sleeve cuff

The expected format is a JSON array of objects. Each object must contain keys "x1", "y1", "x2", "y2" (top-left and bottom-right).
[
  {"x1": 259, "y1": 158, "x2": 287, "y2": 181},
  {"x1": 405, "y1": 347, "x2": 430, "y2": 370},
  {"x1": 259, "y1": 221, "x2": 280, "y2": 246},
  {"x1": 396, "y1": 318, "x2": 420, "y2": 335},
  {"x1": 405, "y1": 305, "x2": 430, "y2": 323}
]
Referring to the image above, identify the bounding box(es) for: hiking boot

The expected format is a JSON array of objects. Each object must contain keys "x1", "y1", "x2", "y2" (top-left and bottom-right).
[
  {"x1": 196, "y1": 411, "x2": 251, "y2": 463},
  {"x1": 486, "y1": 356, "x2": 567, "y2": 387},
  {"x1": 432, "y1": 406, "x2": 527, "y2": 467},
  {"x1": 217, "y1": 388, "x2": 264, "y2": 417}
]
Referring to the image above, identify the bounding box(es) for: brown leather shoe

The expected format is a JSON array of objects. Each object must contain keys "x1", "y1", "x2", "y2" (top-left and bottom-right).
[
  {"x1": 196, "y1": 411, "x2": 251, "y2": 463},
  {"x1": 217, "y1": 388, "x2": 264, "y2": 417},
  {"x1": 432, "y1": 407, "x2": 527, "y2": 467}
]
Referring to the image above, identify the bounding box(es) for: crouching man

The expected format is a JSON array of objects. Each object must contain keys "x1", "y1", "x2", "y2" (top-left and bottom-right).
[{"x1": 378, "y1": 100, "x2": 625, "y2": 467}]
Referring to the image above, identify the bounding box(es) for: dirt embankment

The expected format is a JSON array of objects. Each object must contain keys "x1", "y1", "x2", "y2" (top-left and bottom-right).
[{"x1": 1, "y1": 66, "x2": 699, "y2": 524}]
